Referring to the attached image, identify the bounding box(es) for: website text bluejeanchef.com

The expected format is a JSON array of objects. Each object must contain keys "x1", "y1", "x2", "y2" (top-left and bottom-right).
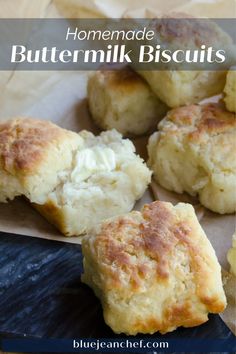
[{"x1": 73, "y1": 339, "x2": 168, "y2": 351}]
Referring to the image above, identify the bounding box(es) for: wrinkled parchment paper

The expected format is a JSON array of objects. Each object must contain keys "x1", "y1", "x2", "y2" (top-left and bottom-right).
[{"x1": 0, "y1": 0, "x2": 235, "y2": 335}]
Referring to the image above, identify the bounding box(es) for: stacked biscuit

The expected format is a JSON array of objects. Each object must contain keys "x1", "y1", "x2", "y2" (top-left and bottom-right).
[{"x1": 84, "y1": 16, "x2": 236, "y2": 334}]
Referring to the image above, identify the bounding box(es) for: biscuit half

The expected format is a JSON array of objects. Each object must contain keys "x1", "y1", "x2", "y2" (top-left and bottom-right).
[
  {"x1": 0, "y1": 117, "x2": 82, "y2": 203},
  {"x1": 87, "y1": 67, "x2": 168, "y2": 136},
  {"x1": 148, "y1": 103, "x2": 236, "y2": 214},
  {"x1": 33, "y1": 129, "x2": 152, "y2": 236},
  {"x1": 82, "y1": 201, "x2": 226, "y2": 335}
]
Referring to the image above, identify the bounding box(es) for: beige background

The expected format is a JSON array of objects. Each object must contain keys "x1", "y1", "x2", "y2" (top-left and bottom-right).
[{"x1": 0, "y1": 0, "x2": 235, "y2": 335}]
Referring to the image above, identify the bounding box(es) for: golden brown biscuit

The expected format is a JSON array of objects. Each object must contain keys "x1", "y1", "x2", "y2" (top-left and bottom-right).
[
  {"x1": 82, "y1": 201, "x2": 226, "y2": 335},
  {"x1": 148, "y1": 103, "x2": 236, "y2": 214},
  {"x1": 0, "y1": 117, "x2": 82, "y2": 203},
  {"x1": 135, "y1": 17, "x2": 233, "y2": 107},
  {"x1": 87, "y1": 67, "x2": 168, "y2": 136}
]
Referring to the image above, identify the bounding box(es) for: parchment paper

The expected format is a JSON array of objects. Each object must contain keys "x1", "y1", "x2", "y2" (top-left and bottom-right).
[{"x1": 0, "y1": 0, "x2": 235, "y2": 335}]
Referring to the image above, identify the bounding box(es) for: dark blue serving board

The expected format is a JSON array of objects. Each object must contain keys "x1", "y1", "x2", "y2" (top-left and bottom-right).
[{"x1": 0, "y1": 232, "x2": 235, "y2": 353}]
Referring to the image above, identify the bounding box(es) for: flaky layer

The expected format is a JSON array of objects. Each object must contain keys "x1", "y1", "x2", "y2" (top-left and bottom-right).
[
  {"x1": 35, "y1": 130, "x2": 152, "y2": 236},
  {"x1": 82, "y1": 201, "x2": 226, "y2": 335}
]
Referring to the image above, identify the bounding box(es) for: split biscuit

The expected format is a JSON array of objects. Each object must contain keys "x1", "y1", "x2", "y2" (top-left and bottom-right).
[
  {"x1": 0, "y1": 117, "x2": 152, "y2": 236},
  {"x1": 35, "y1": 129, "x2": 152, "y2": 236}
]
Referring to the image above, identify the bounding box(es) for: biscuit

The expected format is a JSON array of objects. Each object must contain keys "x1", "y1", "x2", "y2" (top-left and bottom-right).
[
  {"x1": 135, "y1": 17, "x2": 233, "y2": 107},
  {"x1": 34, "y1": 129, "x2": 152, "y2": 236},
  {"x1": 0, "y1": 117, "x2": 82, "y2": 203},
  {"x1": 227, "y1": 232, "x2": 236, "y2": 276},
  {"x1": 148, "y1": 103, "x2": 236, "y2": 214},
  {"x1": 224, "y1": 68, "x2": 236, "y2": 113},
  {"x1": 87, "y1": 67, "x2": 168, "y2": 136},
  {"x1": 139, "y1": 71, "x2": 227, "y2": 108},
  {"x1": 82, "y1": 201, "x2": 226, "y2": 335},
  {"x1": 0, "y1": 118, "x2": 151, "y2": 236}
]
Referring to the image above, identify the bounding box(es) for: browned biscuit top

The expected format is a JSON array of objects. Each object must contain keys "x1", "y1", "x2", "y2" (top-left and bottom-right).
[
  {"x1": 91, "y1": 201, "x2": 222, "y2": 311},
  {"x1": 98, "y1": 67, "x2": 149, "y2": 91},
  {"x1": 149, "y1": 15, "x2": 232, "y2": 48},
  {"x1": 82, "y1": 200, "x2": 226, "y2": 334},
  {"x1": 0, "y1": 117, "x2": 71, "y2": 174},
  {"x1": 163, "y1": 103, "x2": 236, "y2": 137}
]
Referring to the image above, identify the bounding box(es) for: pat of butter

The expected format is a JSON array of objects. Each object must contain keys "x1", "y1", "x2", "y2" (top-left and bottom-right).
[{"x1": 71, "y1": 146, "x2": 116, "y2": 183}]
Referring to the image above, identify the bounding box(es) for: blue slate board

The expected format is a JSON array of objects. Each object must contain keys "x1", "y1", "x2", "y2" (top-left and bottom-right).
[{"x1": 0, "y1": 232, "x2": 234, "y2": 352}]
